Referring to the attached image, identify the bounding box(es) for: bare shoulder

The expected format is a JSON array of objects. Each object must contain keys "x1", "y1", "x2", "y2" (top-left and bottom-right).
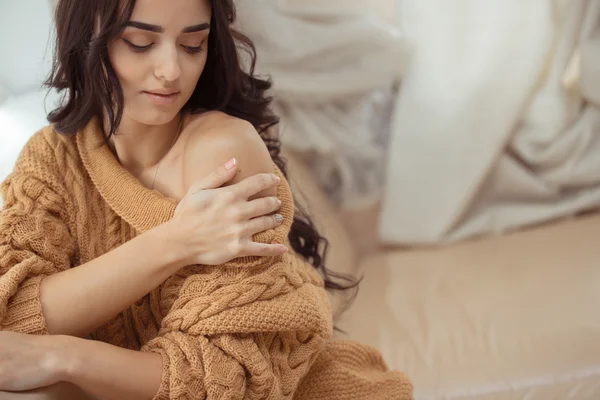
[{"x1": 181, "y1": 111, "x2": 276, "y2": 196}]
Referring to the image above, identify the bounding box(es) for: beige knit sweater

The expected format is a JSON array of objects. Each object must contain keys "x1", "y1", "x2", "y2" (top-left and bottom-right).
[{"x1": 0, "y1": 118, "x2": 413, "y2": 399}]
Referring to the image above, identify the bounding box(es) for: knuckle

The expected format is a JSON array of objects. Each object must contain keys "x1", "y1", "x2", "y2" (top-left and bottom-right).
[
  {"x1": 230, "y1": 225, "x2": 244, "y2": 240},
  {"x1": 265, "y1": 200, "x2": 276, "y2": 213},
  {"x1": 230, "y1": 207, "x2": 244, "y2": 221},
  {"x1": 231, "y1": 241, "x2": 244, "y2": 255},
  {"x1": 219, "y1": 189, "x2": 236, "y2": 203},
  {"x1": 262, "y1": 216, "x2": 274, "y2": 229},
  {"x1": 259, "y1": 174, "x2": 270, "y2": 187},
  {"x1": 262, "y1": 245, "x2": 274, "y2": 255},
  {"x1": 226, "y1": 229, "x2": 239, "y2": 245},
  {"x1": 258, "y1": 245, "x2": 267, "y2": 255},
  {"x1": 264, "y1": 197, "x2": 273, "y2": 209}
]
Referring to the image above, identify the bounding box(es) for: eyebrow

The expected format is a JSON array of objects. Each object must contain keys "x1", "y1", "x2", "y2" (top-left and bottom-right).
[{"x1": 125, "y1": 21, "x2": 211, "y2": 33}]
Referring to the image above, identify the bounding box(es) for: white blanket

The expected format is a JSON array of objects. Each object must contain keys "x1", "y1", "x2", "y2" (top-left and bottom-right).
[
  {"x1": 380, "y1": 0, "x2": 600, "y2": 244},
  {"x1": 235, "y1": 1, "x2": 408, "y2": 209}
]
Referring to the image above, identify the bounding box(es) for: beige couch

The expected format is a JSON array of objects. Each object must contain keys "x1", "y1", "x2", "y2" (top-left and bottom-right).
[{"x1": 285, "y1": 151, "x2": 600, "y2": 400}]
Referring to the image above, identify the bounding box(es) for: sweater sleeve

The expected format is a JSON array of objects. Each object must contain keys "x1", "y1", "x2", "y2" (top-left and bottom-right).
[
  {"x1": 0, "y1": 132, "x2": 76, "y2": 334},
  {"x1": 142, "y1": 259, "x2": 333, "y2": 400}
]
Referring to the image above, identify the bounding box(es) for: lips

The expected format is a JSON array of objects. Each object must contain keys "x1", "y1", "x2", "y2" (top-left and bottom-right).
[
  {"x1": 145, "y1": 90, "x2": 179, "y2": 96},
  {"x1": 143, "y1": 91, "x2": 180, "y2": 105}
]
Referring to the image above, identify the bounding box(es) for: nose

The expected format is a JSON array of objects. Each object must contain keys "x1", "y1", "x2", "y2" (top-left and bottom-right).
[{"x1": 154, "y1": 45, "x2": 181, "y2": 82}]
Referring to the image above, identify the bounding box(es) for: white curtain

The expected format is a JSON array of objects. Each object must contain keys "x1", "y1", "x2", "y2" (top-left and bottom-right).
[
  {"x1": 235, "y1": 1, "x2": 408, "y2": 209},
  {"x1": 380, "y1": 0, "x2": 600, "y2": 244}
]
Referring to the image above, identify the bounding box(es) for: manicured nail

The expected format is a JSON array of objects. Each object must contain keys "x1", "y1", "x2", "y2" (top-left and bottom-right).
[
  {"x1": 275, "y1": 214, "x2": 283, "y2": 224},
  {"x1": 225, "y1": 158, "x2": 237, "y2": 170}
]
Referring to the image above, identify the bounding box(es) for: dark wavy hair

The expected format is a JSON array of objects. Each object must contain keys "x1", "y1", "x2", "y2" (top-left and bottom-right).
[{"x1": 46, "y1": 0, "x2": 360, "y2": 307}]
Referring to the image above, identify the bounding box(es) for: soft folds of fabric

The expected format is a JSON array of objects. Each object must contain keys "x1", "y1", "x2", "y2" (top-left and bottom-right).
[{"x1": 0, "y1": 120, "x2": 412, "y2": 399}]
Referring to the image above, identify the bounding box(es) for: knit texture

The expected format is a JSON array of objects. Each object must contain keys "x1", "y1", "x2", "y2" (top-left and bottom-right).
[{"x1": 0, "y1": 119, "x2": 413, "y2": 399}]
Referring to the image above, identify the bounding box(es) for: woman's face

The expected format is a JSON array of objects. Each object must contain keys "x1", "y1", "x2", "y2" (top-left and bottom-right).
[{"x1": 108, "y1": 0, "x2": 211, "y2": 126}]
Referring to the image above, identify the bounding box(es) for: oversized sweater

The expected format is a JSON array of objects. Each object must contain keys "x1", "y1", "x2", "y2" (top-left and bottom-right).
[{"x1": 0, "y1": 118, "x2": 413, "y2": 399}]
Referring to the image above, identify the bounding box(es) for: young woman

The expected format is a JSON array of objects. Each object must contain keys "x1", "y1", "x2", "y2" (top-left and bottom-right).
[{"x1": 0, "y1": 0, "x2": 412, "y2": 399}]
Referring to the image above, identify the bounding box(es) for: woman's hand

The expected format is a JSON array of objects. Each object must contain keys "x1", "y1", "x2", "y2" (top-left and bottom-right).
[
  {"x1": 169, "y1": 158, "x2": 287, "y2": 266},
  {"x1": 0, "y1": 332, "x2": 68, "y2": 392}
]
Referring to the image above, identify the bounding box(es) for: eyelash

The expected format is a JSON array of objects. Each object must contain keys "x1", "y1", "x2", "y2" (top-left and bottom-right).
[{"x1": 122, "y1": 39, "x2": 203, "y2": 54}]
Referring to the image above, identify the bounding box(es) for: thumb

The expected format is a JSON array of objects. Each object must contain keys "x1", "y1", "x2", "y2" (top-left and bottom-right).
[{"x1": 189, "y1": 158, "x2": 239, "y2": 193}]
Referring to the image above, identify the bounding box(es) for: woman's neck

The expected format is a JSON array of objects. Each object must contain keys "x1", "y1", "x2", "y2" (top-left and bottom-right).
[{"x1": 104, "y1": 113, "x2": 183, "y2": 174}]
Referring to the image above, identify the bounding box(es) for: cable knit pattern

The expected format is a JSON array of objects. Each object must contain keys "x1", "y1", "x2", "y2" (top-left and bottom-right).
[
  {"x1": 0, "y1": 119, "x2": 413, "y2": 399},
  {"x1": 0, "y1": 131, "x2": 76, "y2": 335}
]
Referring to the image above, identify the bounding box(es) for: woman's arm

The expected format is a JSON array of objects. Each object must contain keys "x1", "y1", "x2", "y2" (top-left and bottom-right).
[
  {"x1": 10, "y1": 164, "x2": 280, "y2": 338},
  {"x1": 0, "y1": 383, "x2": 98, "y2": 400},
  {"x1": 62, "y1": 336, "x2": 163, "y2": 400},
  {"x1": 0, "y1": 332, "x2": 149, "y2": 400},
  {"x1": 39, "y1": 223, "x2": 188, "y2": 337},
  {"x1": 0, "y1": 157, "x2": 198, "y2": 338},
  {"x1": 0, "y1": 132, "x2": 174, "y2": 338}
]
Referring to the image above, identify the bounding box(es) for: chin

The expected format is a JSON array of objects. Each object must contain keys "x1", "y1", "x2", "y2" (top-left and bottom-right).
[{"x1": 134, "y1": 109, "x2": 180, "y2": 126}]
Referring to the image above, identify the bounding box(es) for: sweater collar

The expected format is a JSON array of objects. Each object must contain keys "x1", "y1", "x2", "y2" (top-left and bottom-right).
[{"x1": 77, "y1": 116, "x2": 178, "y2": 233}]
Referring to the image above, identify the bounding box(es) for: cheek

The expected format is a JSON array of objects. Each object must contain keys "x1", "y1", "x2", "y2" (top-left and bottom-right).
[
  {"x1": 107, "y1": 44, "x2": 143, "y2": 91},
  {"x1": 183, "y1": 56, "x2": 208, "y2": 92}
]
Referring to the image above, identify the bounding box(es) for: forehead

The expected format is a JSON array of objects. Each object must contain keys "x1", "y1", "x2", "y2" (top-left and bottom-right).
[{"x1": 129, "y1": 0, "x2": 212, "y2": 27}]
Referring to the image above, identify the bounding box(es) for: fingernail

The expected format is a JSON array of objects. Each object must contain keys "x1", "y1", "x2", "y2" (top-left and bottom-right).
[
  {"x1": 225, "y1": 158, "x2": 237, "y2": 170},
  {"x1": 275, "y1": 175, "x2": 281, "y2": 183},
  {"x1": 281, "y1": 246, "x2": 288, "y2": 254},
  {"x1": 277, "y1": 199, "x2": 282, "y2": 206},
  {"x1": 275, "y1": 214, "x2": 283, "y2": 224}
]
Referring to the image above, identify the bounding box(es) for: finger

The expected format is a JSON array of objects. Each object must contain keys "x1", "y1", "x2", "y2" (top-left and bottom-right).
[
  {"x1": 241, "y1": 242, "x2": 288, "y2": 258},
  {"x1": 241, "y1": 196, "x2": 281, "y2": 220},
  {"x1": 243, "y1": 214, "x2": 284, "y2": 236},
  {"x1": 230, "y1": 173, "x2": 280, "y2": 199},
  {"x1": 189, "y1": 158, "x2": 239, "y2": 193}
]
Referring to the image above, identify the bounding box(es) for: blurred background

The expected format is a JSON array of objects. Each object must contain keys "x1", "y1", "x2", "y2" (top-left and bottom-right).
[{"x1": 1, "y1": 0, "x2": 600, "y2": 399}]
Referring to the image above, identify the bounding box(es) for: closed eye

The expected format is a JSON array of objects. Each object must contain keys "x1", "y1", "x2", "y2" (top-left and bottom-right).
[
  {"x1": 182, "y1": 44, "x2": 203, "y2": 54},
  {"x1": 122, "y1": 38, "x2": 153, "y2": 53}
]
